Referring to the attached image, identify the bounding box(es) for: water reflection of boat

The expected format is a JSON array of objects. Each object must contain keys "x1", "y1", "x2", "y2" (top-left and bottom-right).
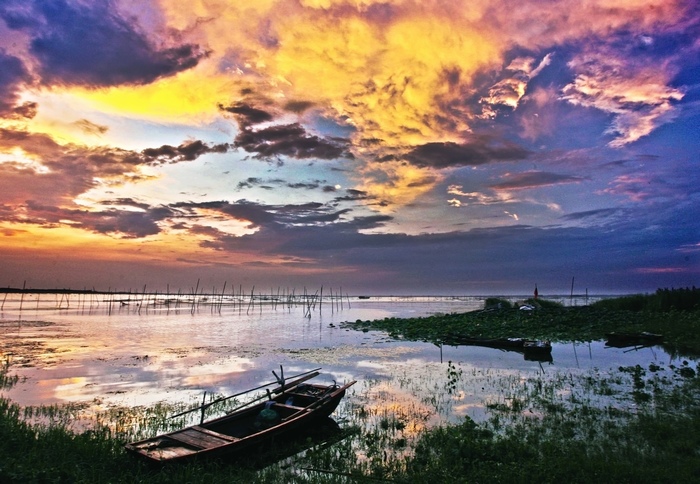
[
  {"x1": 236, "y1": 416, "x2": 345, "y2": 470},
  {"x1": 605, "y1": 332, "x2": 663, "y2": 348},
  {"x1": 444, "y1": 335, "x2": 552, "y2": 360},
  {"x1": 125, "y1": 371, "x2": 355, "y2": 464}
]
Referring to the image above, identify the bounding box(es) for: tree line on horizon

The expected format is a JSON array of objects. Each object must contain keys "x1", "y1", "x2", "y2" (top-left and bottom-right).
[{"x1": 589, "y1": 287, "x2": 699, "y2": 312}]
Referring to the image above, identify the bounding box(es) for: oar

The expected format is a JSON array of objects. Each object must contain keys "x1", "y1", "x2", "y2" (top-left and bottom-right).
[{"x1": 169, "y1": 367, "x2": 321, "y2": 419}]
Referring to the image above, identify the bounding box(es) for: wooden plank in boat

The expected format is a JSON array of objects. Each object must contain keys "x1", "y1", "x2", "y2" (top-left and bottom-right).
[
  {"x1": 192, "y1": 426, "x2": 240, "y2": 442},
  {"x1": 152, "y1": 445, "x2": 198, "y2": 460},
  {"x1": 167, "y1": 428, "x2": 233, "y2": 449}
]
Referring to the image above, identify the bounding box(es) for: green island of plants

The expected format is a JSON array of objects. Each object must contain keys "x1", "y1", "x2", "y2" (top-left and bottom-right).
[
  {"x1": 1, "y1": 288, "x2": 699, "y2": 483},
  {"x1": 348, "y1": 287, "x2": 700, "y2": 355}
]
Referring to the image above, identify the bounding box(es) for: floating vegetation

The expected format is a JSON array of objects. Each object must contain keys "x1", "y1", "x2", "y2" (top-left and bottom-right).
[{"x1": 345, "y1": 304, "x2": 700, "y2": 355}]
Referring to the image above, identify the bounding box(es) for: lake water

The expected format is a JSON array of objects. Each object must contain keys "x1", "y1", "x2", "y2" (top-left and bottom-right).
[{"x1": 0, "y1": 292, "x2": 685, "y2": 431}]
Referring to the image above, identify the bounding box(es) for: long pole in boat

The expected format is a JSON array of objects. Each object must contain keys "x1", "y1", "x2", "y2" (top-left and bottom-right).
[{"x1": 169, "y1": 367, "x2": 322, "y2": 419}]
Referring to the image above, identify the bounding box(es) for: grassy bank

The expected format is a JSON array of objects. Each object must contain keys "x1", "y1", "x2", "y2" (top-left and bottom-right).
[
  {"x1": 1, "y1": 292, "x2": 699, "y2": 482},
  {"x1": 346, "y1": 301, "x2": 700, "y2": 355}
]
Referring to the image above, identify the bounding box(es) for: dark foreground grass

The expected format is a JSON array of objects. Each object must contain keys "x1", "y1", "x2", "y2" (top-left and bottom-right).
[
  {"x1": 3, "y1": 372, "x2": 699, "y2": 483},
  {"x1": 0, "y1": 396, "x2": 269, "y2": 483},
  {"x1": 406, "y1": 410, "x2": 700, "y2": 483},
  {"x1": 403, "y1": 375, "x2": 700, "y2": 484}
]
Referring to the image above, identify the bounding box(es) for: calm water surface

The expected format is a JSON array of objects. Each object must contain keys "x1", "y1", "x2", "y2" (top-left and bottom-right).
[{"x1": 0, "y1": 293, "x2": 682, "y2": 429}]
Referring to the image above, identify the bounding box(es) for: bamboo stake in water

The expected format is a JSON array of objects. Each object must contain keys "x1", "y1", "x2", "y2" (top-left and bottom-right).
[
  {"x1": 191, "y1": 279, "x2": 199, "y2": 315},
  {"x1": 19, "y1": 281, "x2": 26, "y2": 312},
  {"x1": 137, "y1": 285, "x2": 146, "y2": 315},
  {"x1": 219, "y1": 281, "x2": 226, "y2": 313},
  {"x1": 247, "y1": 286, "x2": 255, "y2": 315}
]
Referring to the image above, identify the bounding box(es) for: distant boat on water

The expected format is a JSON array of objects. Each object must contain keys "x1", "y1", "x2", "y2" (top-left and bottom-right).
[{"x1": 605, "y1": 332, "x2": 663, "y2": 348}]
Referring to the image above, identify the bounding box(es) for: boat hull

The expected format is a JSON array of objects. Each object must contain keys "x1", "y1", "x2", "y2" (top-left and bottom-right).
[
  {"x1": 605, "y1": 332, "x2": 663, "y2": 348},
  {"x1": 125, "y1": 379, "x2": 354, "y2": 464}
]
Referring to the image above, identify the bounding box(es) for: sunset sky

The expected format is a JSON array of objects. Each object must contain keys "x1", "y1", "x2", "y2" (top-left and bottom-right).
[{"x1": 0, "y1": 0, "x2": 698, "y2": 295}]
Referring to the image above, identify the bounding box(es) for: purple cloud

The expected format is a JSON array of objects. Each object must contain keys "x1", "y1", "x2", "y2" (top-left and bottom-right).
[
  {"x1": 405, "y1": 137, "x2": 530, "y2": 168},
  {"x1": 142, "y1": 140, "x2": 230, "y2": 163},
  {"x1": 233, "y1": 123, "x2": 350, "y2": 161},
  {"x1": 491, "y1": 171, "x2": 587, "y2": 190},
  {"x1": 0, "y1": 0, "x2": 207, "y2": 87},
  {"x1": 0, "y1": 51, "x2": 34, "y2": 118}
]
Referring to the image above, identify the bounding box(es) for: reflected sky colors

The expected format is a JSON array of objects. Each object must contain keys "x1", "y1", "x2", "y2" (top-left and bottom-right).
[
  {"x1": 0, "y1": 1, "x2": 698, "y2": 294},
  {"x1": 0, "y1": 298, "x2": 684, "y2": 429}
]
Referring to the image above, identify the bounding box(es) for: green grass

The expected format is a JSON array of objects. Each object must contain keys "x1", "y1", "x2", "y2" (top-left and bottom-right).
[
  {"x1": 346, "y1": 303, "x2": 700, "y2": 355},
  {"x1": 402, "y1": 367, "x2": 700, "y2": 483}
]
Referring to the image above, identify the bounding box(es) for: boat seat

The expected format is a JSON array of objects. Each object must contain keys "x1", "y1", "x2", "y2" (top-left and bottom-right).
[
  {"x1": 166, "y1": 426, "x2": 239, "y2": 450},
  {"x1": 192, "y1": 426, "x2": 240, "y2": 442}
]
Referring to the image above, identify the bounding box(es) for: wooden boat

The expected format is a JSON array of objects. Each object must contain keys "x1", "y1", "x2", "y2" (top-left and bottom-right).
[
  {"x1": 605, "y1": 332, "x2": 663, "y2": 348},
  {"x1": 522, "y1": 340, "x2": 552, "y2": 355},
  {"x1": 125, "y1": 370, "x2": 355, "y2": 463}
]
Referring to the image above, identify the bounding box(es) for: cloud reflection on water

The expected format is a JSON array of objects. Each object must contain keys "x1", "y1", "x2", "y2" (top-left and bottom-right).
[{"x1": 0, "y1": 298, "x2": 685, "y2": 430}]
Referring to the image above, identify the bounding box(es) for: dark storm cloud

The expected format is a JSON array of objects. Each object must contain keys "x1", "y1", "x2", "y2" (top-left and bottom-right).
[
  {"x1": 405, "y1": 137, "x2": 530, "y2": 168},
  {"x1": 10, "y1": 101, "x2": 38, "y2": 119},
  {"x1": 171, "y1": 200, "x2": 276, "y2": 228},
  {"x1": 0, "y1": 0, "x2": 207, "y2": 87},
  {"x1": 250, "y1": 219, "x2": 695, "y2": 293},
  {"x1": 218, "y1": 102, "x2": 274, "y2": 128},
  {"x1": 142, "y1": 140, "x2": 230, "y2": 163},
  {"x1": 490, "y1": 171, "x2": 587, "y2": 190},
  {"x1": 236, "y1": 177, "x2": 327, "y2": 191},
  {"x1": 0, "y1": 128, "x2": 189, "y2": 220},
  {"x1": 284, "y1": 100, "x2": 315, "y2": 113},
  {"x1": 23, "y1": 200, "x2": 172, "y2": 238},
  {"x1": 0, "y1": 127, "x2": 147, "y2": 172},
  {"x1": 236, "y1": 177, "x2": 263, "y2": 190},
  {"x1": 233, "y1": 123, "x2": 349, "y2": 160},
  {"x1": 0, "y1": 50, "x2": 33, "y2": 118},
  {"x1": 287, "y1": 182, "x2": 321, "y2": 190},
  {"x1": 332, "y1": 189, "x2": 374, "y2": 203},
  {"x1": 196, "y1": 208, "x2": 395, "y2": 255},
  {"x1": 172, "y1": 199, "x2": 358, "y2": 232},
  {"x1": 562, "y1": 208, "x2": 623, "y2": 221},
  {"x1": 101, "y1": 198, "x2": 152, "y2": 211},
  {"x1": 73, "y1": 119, "x2": 108, "y2": 136}
]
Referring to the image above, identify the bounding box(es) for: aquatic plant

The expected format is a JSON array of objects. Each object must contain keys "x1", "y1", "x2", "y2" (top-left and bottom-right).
[{"x1": 345, "y1": 304, "x2": 700, "y2": 355}]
